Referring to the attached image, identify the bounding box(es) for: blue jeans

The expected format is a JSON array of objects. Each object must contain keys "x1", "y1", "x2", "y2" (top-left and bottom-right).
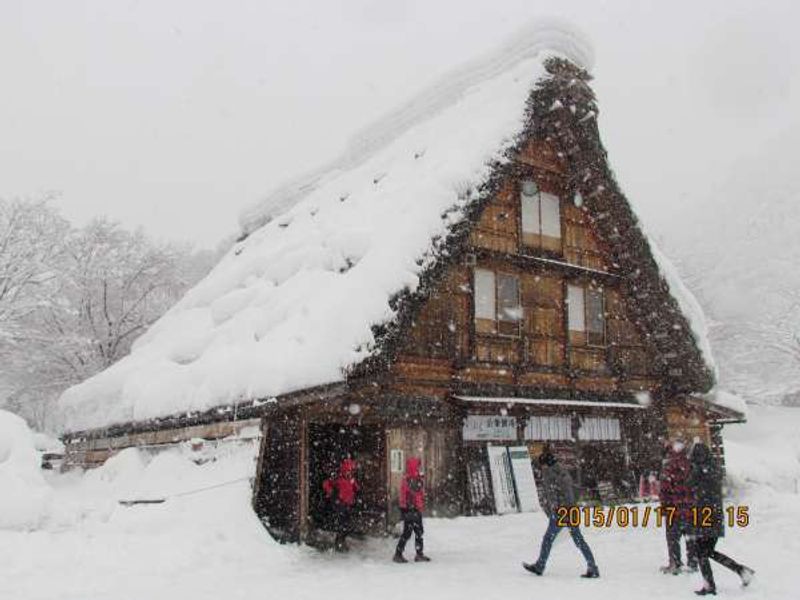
[{"x1": 535, "y1": 513, "x2": 597, "y2": 570}]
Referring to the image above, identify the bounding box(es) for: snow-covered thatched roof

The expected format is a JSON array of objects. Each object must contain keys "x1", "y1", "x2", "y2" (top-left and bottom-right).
[{"x1": 57, "y1": 21, "x2": 715, "y2": 434}]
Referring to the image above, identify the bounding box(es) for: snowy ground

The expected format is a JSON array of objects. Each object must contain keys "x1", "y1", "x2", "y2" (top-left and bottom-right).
[{"x1": 2, "y1": 407, "x2": 799, "y2": 600}]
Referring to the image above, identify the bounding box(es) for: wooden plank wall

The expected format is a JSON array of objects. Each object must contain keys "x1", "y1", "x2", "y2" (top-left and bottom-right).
[
  {"x1": 385, "y1": 426, "x2": 462, "y2": 523},
  {"x1": 665, "y1": 405, "x2": 711, "y2": 446},
  {"x1": 562, "y1": 202, "x2": 610, "y2": 271},
  {"x1": 606, "y1": 288, "x2": 654, "y2": 379},
  {"x1": 255, "y1": 412, "x2": 302, "y2": 541}
]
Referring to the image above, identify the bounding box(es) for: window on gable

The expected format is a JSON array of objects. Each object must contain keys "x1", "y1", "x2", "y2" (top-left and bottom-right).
[
  {"x1": 567, "y1": 284, "x2": 605, "y2": 346},
  {"x1": 520, "y1": 179, "x2": 562, "y2": 252},
  {"x1": 474, "y1": 268, "x2": 521, "y2": 336}
]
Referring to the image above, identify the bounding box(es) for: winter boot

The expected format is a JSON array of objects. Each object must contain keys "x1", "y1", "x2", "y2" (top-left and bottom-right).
[
  {"x1": 694, "y1": 586, "x2": 716, "y2": 596},
  {"x1": 522, "y1": 562, "x2": 544, "y2": 576},
  {"x1": 393, "y1": 552, "x2": 408, "y2": 564},
  {"x1": 581, "y1": 565, "x2": 600, "y2": 579},
  {"x1": 660, "y1": 563, "x2": 681, "y2": 575},
  {"x1": 739, "y1": 566, "x2": 755, "y2": 587},
  {"x1": 414, "y1": 553, "x2": 431, "y2": 562}
]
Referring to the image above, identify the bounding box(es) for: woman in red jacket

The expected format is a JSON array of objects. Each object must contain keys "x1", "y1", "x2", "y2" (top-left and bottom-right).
[
  {"x1": 393, "y1": 457, "x2": 431, "y2": 563},
  {"x1": 323, "y1": 458, "x2": 359, "y2": 551}
]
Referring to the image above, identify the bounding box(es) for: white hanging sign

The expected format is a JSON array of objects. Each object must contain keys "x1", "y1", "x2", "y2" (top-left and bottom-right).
[
  {"x1": 463, "y1": 415, "x2": 518, "y2": 441},
  {"x1": 390, "y1": 448, "x2": 405, "y2": 473}
]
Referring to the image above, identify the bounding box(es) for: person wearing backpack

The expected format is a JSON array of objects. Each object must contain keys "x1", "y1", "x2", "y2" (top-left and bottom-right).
[
  {"x1": 687, "y1": 443, "x2": 754, "y2": 596},
  {"x1": 393, "y1": 456, "x2": 431, "y2": 563},
  {"x1": 322, "y1": 458, "x2": 359, "y2": 552}
]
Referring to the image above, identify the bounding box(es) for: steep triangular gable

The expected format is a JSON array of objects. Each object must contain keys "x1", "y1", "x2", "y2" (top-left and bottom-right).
[{"x1": 358, "y1": 58, "x2": 714, "y2": 394}]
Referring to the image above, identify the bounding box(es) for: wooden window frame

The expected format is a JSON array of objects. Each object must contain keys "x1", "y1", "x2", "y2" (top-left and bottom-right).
[
  {"x1": 567, "y1": 283, "x2": 606, "y2": 348},
  {"x1": 519, "y1": 178, "x2": 562, "y2": 253},
  {"x1": 472, "y1": 268, "x2": 521, "y2": 338}
]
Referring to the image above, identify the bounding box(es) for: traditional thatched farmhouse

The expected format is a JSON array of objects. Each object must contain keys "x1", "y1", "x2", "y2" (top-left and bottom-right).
[{"x1": 58, "y1": 29, "x2": 744, "y2": 543}]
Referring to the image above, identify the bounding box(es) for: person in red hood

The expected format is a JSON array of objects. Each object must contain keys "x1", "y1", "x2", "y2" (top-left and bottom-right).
[
  {"x1": 658, "y1": 441, "x2": 697, "y2": 574},
  {"x1": 393, "y1": 457, "x2": 431, "y2": 563},
  {"x1": 323, "y1": 458, "x2": 359, "y2": 551}
]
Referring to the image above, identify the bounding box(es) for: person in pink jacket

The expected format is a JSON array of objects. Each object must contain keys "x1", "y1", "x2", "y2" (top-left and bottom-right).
[{"x1": 393, "y1": 457, "x2": 431, "y2": 563}]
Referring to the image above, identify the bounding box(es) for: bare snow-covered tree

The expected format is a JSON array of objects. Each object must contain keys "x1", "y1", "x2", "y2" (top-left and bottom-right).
[
  {"x1": 1, "y1": 205, "x2": 216, "y2": 430},
  {"x1": 0, "y1": 196, "x2": 69, "y2": 327},
  {"x1": 59, "y1": 218, "x2": 191, "y2": 373}
]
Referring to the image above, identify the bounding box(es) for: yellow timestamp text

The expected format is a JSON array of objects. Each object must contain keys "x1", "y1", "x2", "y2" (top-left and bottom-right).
[{"x1": 555, "y1": 505, "x2": 750, "y2": 528}]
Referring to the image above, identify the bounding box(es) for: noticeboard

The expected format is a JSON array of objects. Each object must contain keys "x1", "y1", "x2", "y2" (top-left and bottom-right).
[{"x1": 463, "y1": 415, "x2": 518, "y2": 441}]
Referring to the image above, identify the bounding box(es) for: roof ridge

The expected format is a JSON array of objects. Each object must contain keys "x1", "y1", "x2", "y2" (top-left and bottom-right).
[{"x1": 239, "y1": 19, "x2": 594, "y2": 236}]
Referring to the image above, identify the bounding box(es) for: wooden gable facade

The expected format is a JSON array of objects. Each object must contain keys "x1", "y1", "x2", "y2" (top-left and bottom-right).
[{"x1": 390, "y1": 137, "x2": 659, "y2": 397}]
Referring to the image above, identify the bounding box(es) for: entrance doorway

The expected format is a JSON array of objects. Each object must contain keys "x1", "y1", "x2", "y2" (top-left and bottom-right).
[
  {"x1": 578, "y1": 442, "x2": 631, "y2": 502},
  {"x1": 308, "y1": 423, "x2": 386, "y2": 534}
]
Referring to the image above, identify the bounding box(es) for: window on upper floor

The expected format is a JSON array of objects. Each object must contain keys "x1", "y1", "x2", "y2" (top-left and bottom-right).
[
  {"x1": 520, "y1": 179, "x2": 562, "y2": 253},
  {"x1": 474, "y1": 268, "x2": 521, "y2": 336},
  {"x1": 567, "y1": 284, "x2": 605, "y2": 346}
]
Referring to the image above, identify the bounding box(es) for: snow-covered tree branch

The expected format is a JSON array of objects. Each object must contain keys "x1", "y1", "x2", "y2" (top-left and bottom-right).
[{"x1": 0, "y1": 199, "x2": 217, "y2": 430}]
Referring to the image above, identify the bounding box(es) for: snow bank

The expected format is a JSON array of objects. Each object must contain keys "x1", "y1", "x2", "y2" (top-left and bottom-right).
[
  {"x1": 723, "y1": 405, "x2": 800, "y2": 495},
  {"x1": 32, "y1": 431, "x2": 65, "y2": 453},
  {"x1": 0, "y1": 410, "x2": 52, "y2": 530},
  {"x1": 58, "y1": 22, "x2": 593, "y2": 432},
  {"x1": 46, "y1": 437, "x2": 262, "y2": 529}
]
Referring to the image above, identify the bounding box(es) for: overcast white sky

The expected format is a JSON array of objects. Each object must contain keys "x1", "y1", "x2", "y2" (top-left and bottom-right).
[{"x1": 1, "y1": 0, "x2": 797, "y2": 249}]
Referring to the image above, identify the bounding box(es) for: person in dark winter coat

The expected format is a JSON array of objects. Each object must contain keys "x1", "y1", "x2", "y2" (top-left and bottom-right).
[
  {"x1": 659, "y1": 441, "x2": 698, "y2": 574},
  {"x1": 522, "y1": 450, "x2": 599, "y2": 578},
  {"x1": 687, "y1": 443, "x2": 754, "y2": 596},
  {"x1": 393, "y1": 456, "x2": 431, "y2": 563},
  {"x1": 322, "y1": 458, "x2": 359, "y2": 551}
]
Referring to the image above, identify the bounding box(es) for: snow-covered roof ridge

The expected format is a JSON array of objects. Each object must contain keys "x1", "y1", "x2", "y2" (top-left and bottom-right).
[{"x1": 239, "y1": 19, "x2": 594, "y2": 235}]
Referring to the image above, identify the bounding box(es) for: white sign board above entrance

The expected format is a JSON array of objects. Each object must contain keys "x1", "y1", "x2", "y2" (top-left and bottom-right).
[{"x1": 463, "y1": 415, "x2": 518, "y2": 441}]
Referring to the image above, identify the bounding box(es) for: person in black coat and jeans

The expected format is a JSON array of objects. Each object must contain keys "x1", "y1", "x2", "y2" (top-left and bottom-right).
[
  {"x1": 687, "y1": 443, "x2": 754, "y2": 596},
  {"x1": 522, "y1": 450, "x2": 599, "y2": 579}
]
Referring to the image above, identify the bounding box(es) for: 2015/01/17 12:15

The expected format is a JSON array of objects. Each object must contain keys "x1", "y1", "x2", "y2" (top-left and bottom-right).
[{"x1": 555, "y1": 505, "x2": 750, "y2": 528}]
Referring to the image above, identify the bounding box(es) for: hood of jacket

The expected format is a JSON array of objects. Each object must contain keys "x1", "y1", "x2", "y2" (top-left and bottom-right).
[
  {"x1": 405, "y1": 456, "x2": 422, "y2": 478},
  {"x1": 690, "y1": 442, "x2": 712, "y2": 466},
  {"x1": 339, "y1": 458, "x2": 357, "y2": 478}
]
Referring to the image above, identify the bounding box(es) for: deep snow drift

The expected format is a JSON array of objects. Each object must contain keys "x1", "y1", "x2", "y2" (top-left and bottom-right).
[
  {"x1": 0, "y1": 410, "x2": 52, "y2": 530},
  {"x1": 2, "y1": 406, "x2": 798, "y2": 600}
]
